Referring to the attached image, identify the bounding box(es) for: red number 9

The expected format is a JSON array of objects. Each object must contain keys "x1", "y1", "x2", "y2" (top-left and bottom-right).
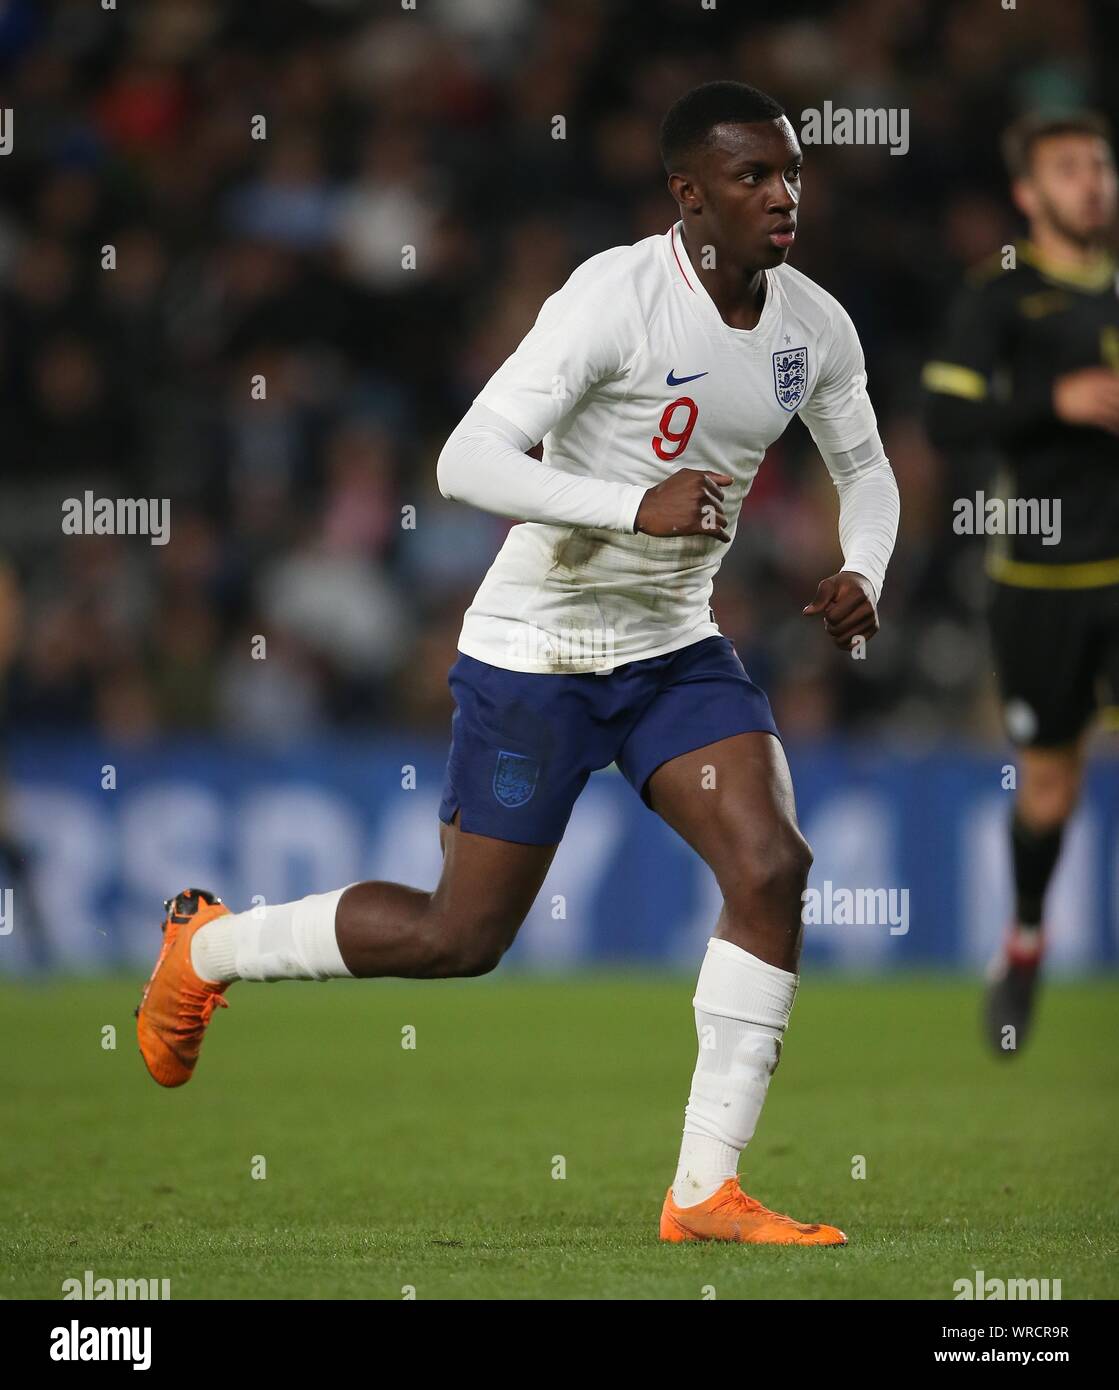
[{"x1": 652, "y1": 396, "x2": 698, "y2": 461}]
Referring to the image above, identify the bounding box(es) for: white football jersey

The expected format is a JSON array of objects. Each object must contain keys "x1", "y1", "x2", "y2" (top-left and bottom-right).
[{"x1": 459, "y1": 220, "x2": 878, "y2": 674}]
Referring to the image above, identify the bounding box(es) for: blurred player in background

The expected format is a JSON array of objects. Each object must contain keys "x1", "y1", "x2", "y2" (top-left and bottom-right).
[
  {"x1": 0, "y1": 558, "x2": 49, "y2": 972},
  {"x1": 924, "y1": 111, "x2": 1119, "y2": 1056},
  {"x1": 137, "y1": 82, "x2": 899, "y2": 1244}
]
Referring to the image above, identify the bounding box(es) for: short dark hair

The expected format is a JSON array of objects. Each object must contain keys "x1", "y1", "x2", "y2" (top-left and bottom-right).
[
  {"x1": 1001, "y1": 109, "x2": 1112, "y2": 180},
  {"x1": 660, "y1": 80, "x2": 786, "y2": 174}
]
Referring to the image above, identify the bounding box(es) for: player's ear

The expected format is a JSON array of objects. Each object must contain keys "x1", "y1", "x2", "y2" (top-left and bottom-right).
[{"x1": 668, "y1": 172, "x2": 702, "y2": 213}]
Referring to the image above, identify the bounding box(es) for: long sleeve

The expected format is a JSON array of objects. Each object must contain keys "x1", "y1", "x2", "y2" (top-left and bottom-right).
[
  {"x1": 820, "y1": 429, "x2": 900, "y2": 604},
  {"x1": 436, "y1": 401, "x2": 647, "y2": 533},
  {"x1": 795, "y1": 299, "x2": 899, "y2": 602}
]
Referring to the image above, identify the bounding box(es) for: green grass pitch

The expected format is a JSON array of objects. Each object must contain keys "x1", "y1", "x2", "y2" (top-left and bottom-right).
[{"x1": 2, "y1": 973, "x2": 1117, "y2": 1300}]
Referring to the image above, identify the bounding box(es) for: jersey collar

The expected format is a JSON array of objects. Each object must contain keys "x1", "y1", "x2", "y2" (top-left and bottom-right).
[
  {"x1": 1018, "y1": 239, "x2": 1116, "y2": 293},
  {"x1": 665, "y1": 221, "x2": 779, "y2": 338}
]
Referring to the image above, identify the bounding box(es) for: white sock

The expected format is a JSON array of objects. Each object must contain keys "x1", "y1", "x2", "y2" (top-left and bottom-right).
[
  {"x1": 672, "y1": 937, "x2": 798, "y2": 1208},
  {"x1": 190, "y1": 887, "x2": 355, "y2": 984}
]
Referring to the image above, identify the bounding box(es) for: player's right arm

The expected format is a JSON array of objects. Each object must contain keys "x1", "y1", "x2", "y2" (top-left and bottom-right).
[
  {"x1": 923, "y1": 271, "x2": 1119, "y2": 444},
  {"x1": 437, "y1": 252, "x2": 729, "y2": 540}
]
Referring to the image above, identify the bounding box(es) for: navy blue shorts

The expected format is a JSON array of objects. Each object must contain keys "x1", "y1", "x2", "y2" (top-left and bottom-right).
[{"x1": 438, "y1": 635, "x2": 779, "y2": 845}]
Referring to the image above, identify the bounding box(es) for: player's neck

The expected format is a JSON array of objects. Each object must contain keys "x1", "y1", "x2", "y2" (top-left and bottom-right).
[
  {"x1": 1026, "y1": 224, "x2": 1112, "y2": 276},
  {"x1": 680, "y1": 227, "x2": 767, "y2": 330}
]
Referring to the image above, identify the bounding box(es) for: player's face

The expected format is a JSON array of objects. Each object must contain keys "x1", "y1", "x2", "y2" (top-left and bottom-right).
[
  {"x1": 677, "y1": 118, "x2": 803, "y2": 269},
  {"x1": 1022, "y1": 134, "x2": 1117, "y2": 246}
]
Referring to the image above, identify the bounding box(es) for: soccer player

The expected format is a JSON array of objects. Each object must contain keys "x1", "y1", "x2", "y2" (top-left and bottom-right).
[
  {"x1": 138, "y1": 82, "x2": 899, "y2": 1244},
  {"x1": 924, "y1": 111, "x2": 1119, "y2": 1056}
]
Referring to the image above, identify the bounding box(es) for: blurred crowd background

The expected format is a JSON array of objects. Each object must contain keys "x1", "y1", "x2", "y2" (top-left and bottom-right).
[{"x1": 2, "y1": 0, "x2": 1117, "y2": 748}]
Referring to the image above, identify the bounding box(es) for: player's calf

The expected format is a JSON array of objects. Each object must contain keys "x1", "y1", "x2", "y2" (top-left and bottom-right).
[{"x1": 183, "y1": 883, "x2": 530, "y2": 984}]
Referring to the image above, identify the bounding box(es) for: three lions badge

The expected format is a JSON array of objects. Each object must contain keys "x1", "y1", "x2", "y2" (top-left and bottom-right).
[
  {"x1": 772, "y1": 346, "x2": 808, "y2": 411},
  {"x1": 493, "y1": 750, "x2": 540, "y2": 808}
]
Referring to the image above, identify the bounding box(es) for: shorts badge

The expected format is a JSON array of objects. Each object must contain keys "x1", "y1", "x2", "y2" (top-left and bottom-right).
[{"x1": 493, "y1": 750, "x2": 540, "y2": 808}]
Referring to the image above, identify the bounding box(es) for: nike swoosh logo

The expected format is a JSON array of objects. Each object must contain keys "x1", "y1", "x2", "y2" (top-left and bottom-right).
[{"x1": 666, "y1": 369, "x2": 709, "y2": 386}]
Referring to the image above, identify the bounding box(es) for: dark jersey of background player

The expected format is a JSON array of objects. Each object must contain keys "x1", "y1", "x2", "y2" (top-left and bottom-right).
[{"x1": 924, "y1": 240, "x2": 1119, "y2": 576}]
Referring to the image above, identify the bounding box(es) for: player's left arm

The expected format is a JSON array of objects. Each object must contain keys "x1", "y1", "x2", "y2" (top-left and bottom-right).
[{"x1": 796, "y1": 304, "x2": 900, "y2": 651}]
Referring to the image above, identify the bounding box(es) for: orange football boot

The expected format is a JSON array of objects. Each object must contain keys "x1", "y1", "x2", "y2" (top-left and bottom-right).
[
  {"x1": 660, "y1": 1178, "x2": 847, "y2": 1246},
  {"x1": 135, "y1": 888, "x2": 231, "y2": 1088}
]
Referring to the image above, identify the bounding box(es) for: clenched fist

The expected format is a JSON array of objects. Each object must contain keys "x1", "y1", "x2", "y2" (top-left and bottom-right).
[
  {"x1": 803, "y1": 570, "x2": 879, "y2": 651},
  {"x1": 635, "y1": 468, "x2": 733, "y2": 543}
]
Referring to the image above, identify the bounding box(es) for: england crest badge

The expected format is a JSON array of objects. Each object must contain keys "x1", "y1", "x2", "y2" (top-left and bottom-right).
[
  {"x1": 772, "y1": 345, "x2": 808, "y2": 411},
  {"x1": 492, "y1": 750, "x2": 540, "y2": 808}
]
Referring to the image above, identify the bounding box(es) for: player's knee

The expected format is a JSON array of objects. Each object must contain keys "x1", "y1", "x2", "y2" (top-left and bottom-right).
[
  {"x1": 768, "y1": 828, "x2": 813, "y2": 900},
  {"x1": 1020, "y1": 789, "x2": 1074, "y2": 830},
  {"x1": 729, "y1": 824, "x2": 813, "y2": 910},
  {"x1": 1020, "y1": 753, "x2": 1082, "y2": 827},
  {"x1": 790, "y1": 830, "x2": 814, "y2": 887}
]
